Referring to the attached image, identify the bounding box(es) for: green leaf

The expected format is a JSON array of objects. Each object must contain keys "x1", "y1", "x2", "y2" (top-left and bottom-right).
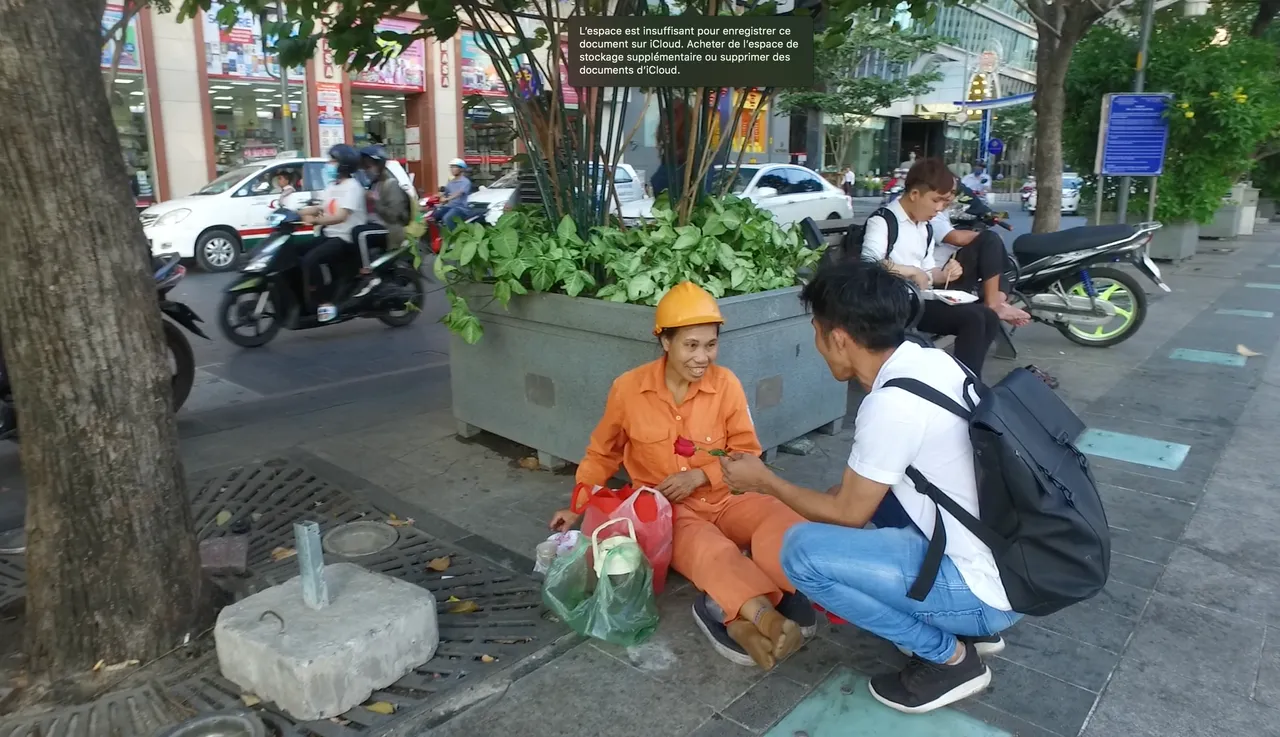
[
  {"x1": 531, "y1": 264, "x2": 556, "y2": 292},
  {"x1": 673, "y1": 226, "x2": 701, "y2": 250},
  {"x1": 556, "y1": 215, "x2": 578, "y2": 241},
  {"x1": 494, "y1": 279, "x2": 512, "y2": 306},
  {"x1": 490, "y1": 228, "x2": 518, "y2": 259},
  {"x1": 564, "y1": 271, "x2": 587, "y2": 297},
  {"x1": 509, "y1": 280, "x2": 528, "y2": 295},
  {"x1": 627, "y1": 274, "x2": 656, "y2": 301},
  {"x1": 459, "y1": 240, "x2": 478, "y2": 267},
  {"x1": 730, "y1": 267, "x2": 747, "y2": 289},
  {"x1": 459, "y1": 318, "x2": 484, "y2": 345},
  {"x1": 432, "y1": 256, "x2": 455, "y2": 283}
]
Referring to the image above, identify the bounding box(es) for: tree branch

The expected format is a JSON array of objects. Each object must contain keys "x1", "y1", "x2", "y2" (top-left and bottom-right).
[{"x1": 1013, "y1": 0, "x2": 1062, "y2": 38}]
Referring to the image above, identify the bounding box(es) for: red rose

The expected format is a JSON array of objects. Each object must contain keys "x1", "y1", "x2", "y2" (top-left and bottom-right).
[{"x1": 673, "y1": 437, "x2": 697, "y2": 458}]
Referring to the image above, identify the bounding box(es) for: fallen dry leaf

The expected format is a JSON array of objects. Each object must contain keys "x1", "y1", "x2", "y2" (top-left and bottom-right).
[
  {"x1": 365, "y1": 701, "x2": 396, "y2": 715},
  {"x1": 215, "y1": 510, "x2": 232, "y2": 526},
  {"x1": 270, "y1": 547, "x2": 297, "y2": 562},
  {"x1": 426, "y1": 556, "x2": 451, "y2": 572},
  {"x1": 480, "y1": 654, "x2": 497, "y2": 663},
  {"x1": 241, "y1": 694, "x2": 261, "y2": 707},
  {"x1": 447, "y1": 595, "x2": 461, "y2": 603},
  {"x1": 92, "y1": 660, "x2": 105, "y2": 672},
  {"x1": 1237, "y1": 344, "x2": 1263, "y2": 357},
  {"x1": 329, "y1": 717, "x2": 352, "y2": 726},
  {"x1": 103, "y1": 659, "x2": 140, "y2": 673},
  {"x1": 251, "y1": 512, "x2": 263, "y2": 522},
  {"x1": 518, "y1": 456, "x2": 541, "y2": 471},
  {"x1": 386, "y1": 517, "x2": 414, "y2": 527},
  {"x1": 448, "y1": 600, "x2": 480, "y2": 614}
]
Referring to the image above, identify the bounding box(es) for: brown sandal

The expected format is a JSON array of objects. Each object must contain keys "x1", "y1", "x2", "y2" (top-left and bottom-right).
[{"x1": 726, "y1": 619, "x2": 777, "y2": 671}]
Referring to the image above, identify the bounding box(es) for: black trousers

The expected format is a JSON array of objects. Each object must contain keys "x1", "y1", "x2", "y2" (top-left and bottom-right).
[
  {"x1": 299, "y1": 236, "x2": 351, "y2": 308},
  {"x1": 917, "y1": 300, "x2": 1001, "y2": 376},
  {"x1": 948, "y1": 229, "x2": 1010, "y2": 295}
]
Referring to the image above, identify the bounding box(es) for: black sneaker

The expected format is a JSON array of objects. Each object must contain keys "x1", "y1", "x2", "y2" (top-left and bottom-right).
[
  {"x1": 692, "y1": 593, "x2": 755, "y2": 667},
  {"x1": 897, "y1": 634, "x2": 1005, "y2": 657},
  {"x1": 776, "y1": 591, "x2": 818, "y2": 638},
  {"x1": 869, "y1": 649, "x2": 992, "y2": 714}
]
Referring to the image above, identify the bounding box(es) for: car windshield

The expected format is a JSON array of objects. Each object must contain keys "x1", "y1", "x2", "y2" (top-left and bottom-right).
[
  {"x1": 710, "y1": 167, "x2": 759, "y2": 195},
  {"x1": 489, "y1": 171, "x2": 518, "y2": 189},
  {"x1": 196, "y1": 166, "x2": 265, "y2": 195},
  {"x1": 1063, "y1": 175, "x2": 1082, "y2": 189}
]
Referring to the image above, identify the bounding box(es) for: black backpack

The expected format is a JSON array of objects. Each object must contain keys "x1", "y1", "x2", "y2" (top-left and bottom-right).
[
  {"x1": 884, "y1": 363, "x2": 1110, "y2": 617},
  {"x1": 822, "y1": 206, "x2": 935, "y2": 266}
]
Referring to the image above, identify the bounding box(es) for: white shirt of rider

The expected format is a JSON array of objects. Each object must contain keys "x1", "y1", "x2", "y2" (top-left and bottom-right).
[
  {"x1": 322, "y1": 177, "x2": 368, "y2": 243},
  {"x1": 962, "y1": 171, "x2": 992, "y2": 193}
]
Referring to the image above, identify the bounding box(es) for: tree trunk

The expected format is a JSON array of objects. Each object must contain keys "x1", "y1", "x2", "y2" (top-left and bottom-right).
[
  {"x1": 1251, "y1": 0, "x2": 1278, "y2": 38},
  {"x1": 1030, "y1": 35, "x2": 1075, "y2": 234},
  {"x1": 0, "y1": 0, "x2": 208, "y2": 683}
]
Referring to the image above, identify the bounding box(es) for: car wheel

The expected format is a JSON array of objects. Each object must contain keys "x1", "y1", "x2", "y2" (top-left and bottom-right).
[
  {"x1": 195, "y1": 229, "x2": 241, "y2": 272},
  {"x1": 826, "y1": 212, "x2": 842, "y2": 220}
]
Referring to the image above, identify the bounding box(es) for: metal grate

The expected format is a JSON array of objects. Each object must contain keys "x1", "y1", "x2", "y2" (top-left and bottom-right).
[
  {"x1": 0, "y1": 554, "x2": 22, "y2": 613},
  {"x1": 0, "y1": 684, "x2": 181, "y2": 737},
  {"x1": 0, "y1": 459, "x2": 562, "y2": 737}
]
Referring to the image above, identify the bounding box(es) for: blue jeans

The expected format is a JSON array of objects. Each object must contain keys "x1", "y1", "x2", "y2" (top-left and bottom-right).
[
  {"x1": 434, "y1": 204, "x2": 467, "y2": 229},
  {"x1": 781, "y1": 495, "x2": 1021, "y2": 664}
]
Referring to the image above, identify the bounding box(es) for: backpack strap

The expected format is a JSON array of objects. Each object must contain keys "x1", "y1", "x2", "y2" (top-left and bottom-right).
[
  {"x1": 872, "y1": 207, "x2": 899, "y2": 259},
  {"x1": 925, "y1": 221, "x2": 935, "y2": 261},
  {"x1": 901, "y1": 466, "x2": 1009, "y2": 601},
  {"x1": 882, "y1": 378, "x2": 972, "y2": 419}
]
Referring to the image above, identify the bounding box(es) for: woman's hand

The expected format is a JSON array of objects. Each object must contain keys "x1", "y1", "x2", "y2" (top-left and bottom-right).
[
  {"x1": 549, "y1": 508, "x2": 581, "y2": 533},
  {"x1": 656, "y1": 469, "x2": 708, "y2": 503}
]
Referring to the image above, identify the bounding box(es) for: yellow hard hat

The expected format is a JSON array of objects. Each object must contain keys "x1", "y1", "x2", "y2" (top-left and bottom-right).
[{"x1": 653, "y1": 282, "x2": 724, "y2": 336}]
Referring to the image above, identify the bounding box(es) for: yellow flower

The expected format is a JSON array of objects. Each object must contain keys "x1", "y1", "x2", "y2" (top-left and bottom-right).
[
  {"x1": 1184, "y1": 110, "x2": 1195, "y2": 118},
  {"x1": 1178, "y1": 101, "x2": 1190, "y2": 109},
  {"x1": 1210, "y1": 91, "x2": 1220, "y2": 98},
  {"x1": 1235, "y1": 94, "x2": 1248, "y2": 103}
]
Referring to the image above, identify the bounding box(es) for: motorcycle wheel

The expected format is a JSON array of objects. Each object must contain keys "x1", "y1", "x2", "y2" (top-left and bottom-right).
[
  {"x1": 164, "y1": 320, "x2": 196, "y2": 412},
  {"x1": 1055, "y1": 266, "x2": 1148, "y2": 348},
  {"x1": 218, "y1": 290, "x2": 282, "y2": 348},
  {"x1": 378, "y1": 264, "x2": 426, "y2": 328}
]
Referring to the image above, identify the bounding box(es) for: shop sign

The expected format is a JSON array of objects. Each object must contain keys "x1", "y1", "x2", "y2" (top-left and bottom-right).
[
  {"x1": 203, "y1": 1, "x2": 304, "y2": 82},
  {"x1": 316, "y1": 81, "x2": 346, "y2": 151},
  {"x1": 321, "y1": 36, "x2": 336, "y2": 80},
  {"x1": 101, "y1": 5, "x2": 142, "y2": 72},
  {"x1": 243, "y1": 145, "x2": 278, "y2": 160},
  {"x1": 731, "y1": 89, "x2": 768, "y2": 154},
  {"x1": 557, "y1": 42, "x2": 579, "y2": 107},
  {"x1": 352, "y1": 18, "x2": 426, "y2": 91},
  {"x1": 460, "y1": 32, "x2": 520, "y2": 98},
  {"x1": 439, "y1": 43, "x2": 451, "y2": 88}
]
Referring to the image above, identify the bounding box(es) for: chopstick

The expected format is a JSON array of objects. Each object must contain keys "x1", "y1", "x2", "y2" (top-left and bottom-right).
[{"x1": 943, "y1": 255, "x2": 954, "y2": 291}]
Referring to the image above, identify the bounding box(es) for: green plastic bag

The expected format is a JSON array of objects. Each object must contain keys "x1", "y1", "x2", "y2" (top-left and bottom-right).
[{"x1": 541, "y1": 537, "x2": 660, "y2": 647}]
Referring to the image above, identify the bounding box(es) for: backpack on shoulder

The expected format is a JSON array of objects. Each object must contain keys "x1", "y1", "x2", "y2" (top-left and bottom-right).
[
  {"x1": 884, "y1": 364, "x2": 1110, "y2": 617},
  {"x1": 823, "y1": 206, "x2": 934, "y2": 265}
]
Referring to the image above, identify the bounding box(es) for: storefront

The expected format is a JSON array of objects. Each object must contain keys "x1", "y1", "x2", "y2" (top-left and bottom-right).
[
  {"x1": 823, "y1": 115, "x2": 890, "y2": 175},
  {"x1": 350, "y1": 17, "x2": 427, "y2": 161},
  {"x1": 103, "y1": 4, "x2": 155, "y2": 208},
  {"x1": 202, "y1": 2, "x2": 307, "y2": 173},
  {"x1": 458, "y1": 31, "x2": 519, "y2": 186}
]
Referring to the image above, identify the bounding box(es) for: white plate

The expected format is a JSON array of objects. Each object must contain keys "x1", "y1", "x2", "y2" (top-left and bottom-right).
[{"x1": 924, "y1": 289, "x2": 979, "y2": 305}]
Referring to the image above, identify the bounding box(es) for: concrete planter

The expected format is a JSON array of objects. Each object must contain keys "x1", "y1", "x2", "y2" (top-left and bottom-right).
[
  {"x1": 1259, "y1": 197, "x2": 1276, "y2": 221},
  {"x1": 1150, "y1": 221, "x2": 1199, "y2": 262},
  {"x1": 450, "y1": 286, "x2": 846, "y2": 467}
]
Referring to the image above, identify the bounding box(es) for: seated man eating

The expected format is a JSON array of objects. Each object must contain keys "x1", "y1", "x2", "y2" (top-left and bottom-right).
[
  {"x1": 549, "y1": 282, "x2": 815, "y2": 671},
  {"x1": 862, "y1": 158, "x2": 1017, "y2": 377},
  {"x1": 719, "y1": 259, "x2": 1021, "y2": 714}
]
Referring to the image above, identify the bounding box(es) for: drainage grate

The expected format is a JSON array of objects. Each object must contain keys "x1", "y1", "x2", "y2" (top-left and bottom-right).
[
  {"x1": 0, "y1": 554, "x2": 23, "y2": 613},
  {"x1": 0, "y1": 684, "x2": 182, "y2": 737},
  {"x1": 1, "y1": 459, "x2": 562, "y2": 737}
]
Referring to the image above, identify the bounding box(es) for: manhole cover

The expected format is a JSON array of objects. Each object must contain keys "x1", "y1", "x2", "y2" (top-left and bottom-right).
[
  {"x1": 323, "y1": 521, "x2": 399, "y2": 557},
  {"x1": 0, "y1": 528, "x2": 24, "y2": 555}
]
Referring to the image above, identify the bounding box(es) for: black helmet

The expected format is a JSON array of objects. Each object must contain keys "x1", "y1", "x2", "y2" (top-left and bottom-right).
[
  {"x1": 328, "y1": 144, "x2": 360, "y2": 177},
  {"x1": 359, "y1": 145, "x2": 389, "y2": 163}
]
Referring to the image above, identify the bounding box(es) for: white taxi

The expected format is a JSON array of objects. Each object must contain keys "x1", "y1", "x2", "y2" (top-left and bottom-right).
[{"x1": 141, "y1": 154, "x2": 417, "y2": 272}]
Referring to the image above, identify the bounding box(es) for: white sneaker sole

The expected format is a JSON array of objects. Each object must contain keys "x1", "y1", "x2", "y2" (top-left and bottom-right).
[
  {"x1": 691, "y1": 603, "x2": 756, "y2": 667},
  {"x1": 868, "y1": 666, "x2": 992, "y2": 714},
  {"x1": 897, "y1": 637, "x2": 1005, "y2": 657}
]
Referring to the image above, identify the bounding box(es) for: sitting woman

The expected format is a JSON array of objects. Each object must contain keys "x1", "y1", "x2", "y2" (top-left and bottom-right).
[{"x1": 549, "y1": 282, "x2": 815, "y2": 671}]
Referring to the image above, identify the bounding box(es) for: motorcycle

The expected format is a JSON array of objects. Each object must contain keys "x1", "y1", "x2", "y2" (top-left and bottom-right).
[
  {"x1": 950, "y1": 188, "x2": 1170, "y2": 348},
  {"x1": 1, "y1": 256, "x2": 205, "y2": 440},
  {"x1": 417, "y1": 188, "x2": 489, "y2": 256},
  {"x1": 217, "y1": 208, "x2": 426, "y2": 348}
]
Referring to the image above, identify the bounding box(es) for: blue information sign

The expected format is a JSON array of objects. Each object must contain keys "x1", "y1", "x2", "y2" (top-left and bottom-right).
[
  {"x1": 1097, "y1": 93, "x2": 1171, "y2": 177},
  {"x1": 988, "y1": 138, "x2": 1004, "y2": 156}
]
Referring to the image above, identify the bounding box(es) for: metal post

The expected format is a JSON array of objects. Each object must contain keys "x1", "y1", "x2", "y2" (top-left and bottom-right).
[
  {"x1": 1116, "y1": 0, "x2": 1156, "y2": 224},
  {"x1": 1095, "y1": 176, "x2": 1105, "y2": 224},
  {"x1": 294, "y1": 521, "x2": 329, "y2": 609},
  {"x1": 278, "y1": 0, "x2": 292, "y2": 151},
  {"x1": 1147, "y1": 175, "x2": 1158, "y2": 222}
]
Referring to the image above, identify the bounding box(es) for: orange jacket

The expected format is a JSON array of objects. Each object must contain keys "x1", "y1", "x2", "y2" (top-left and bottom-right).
[{"x1": 576, "y1": 358, "x2": 762, "y2": 500}]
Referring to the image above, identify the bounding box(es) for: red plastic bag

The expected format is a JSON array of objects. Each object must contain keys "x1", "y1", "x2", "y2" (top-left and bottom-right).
[{"x1": 573, "y1": 484, "x2": 673, "y2": 594}]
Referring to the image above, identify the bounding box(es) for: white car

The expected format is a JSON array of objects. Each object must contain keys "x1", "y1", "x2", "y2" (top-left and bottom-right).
[
  {"x1": 468, "y1": 163, "x2": 645, "y2": 224},
  {"x1": 141, "y1": 155, "x2": 417, "y2": 272},
  {"x1": 1027, "y1": 174, "x2": 1082, "y2": 215},
  {"x1": 619, "y1": 164, "x2": 854, "y2": 227}
]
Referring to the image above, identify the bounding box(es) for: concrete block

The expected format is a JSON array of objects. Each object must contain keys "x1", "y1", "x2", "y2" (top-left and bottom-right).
[{"x1": 214, "y1": 562, "x2": 438, "y2": 721}]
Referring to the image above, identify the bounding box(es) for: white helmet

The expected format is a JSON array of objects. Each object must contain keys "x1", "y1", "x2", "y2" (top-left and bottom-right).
[{"x1": 448, "y1": 158, "x2": 468, "y2": 170}]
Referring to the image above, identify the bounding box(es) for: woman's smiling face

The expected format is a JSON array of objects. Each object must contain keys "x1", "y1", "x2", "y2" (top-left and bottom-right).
[{"x1": 661, "y1": 324, "x2": 720, "y2": 382}]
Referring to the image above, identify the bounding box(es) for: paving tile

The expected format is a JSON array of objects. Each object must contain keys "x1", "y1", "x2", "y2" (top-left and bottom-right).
[
  {"x1": 1107, "y1": 552, "x2": 1163, "y2": 590},
  {"x1": 722, "y1": 673, "x2": 813, "y2": 732},
  {"x1": 1091, "y1": 464, "x2": 1202, "y2": 504},
  {"x1": 815, "y1": 623, "x2": 906, "y2": 673},
  {"x1": 951, "y1": 701, "x2": 1069, "y2": 737},
  {"x1": 1097, "y1": 484, "x2": 1196, "y2": 543},
  {"x1": 592, "y1": 585, "x2": 766, "y2": 711},
  {"x1": 1088, "y1": 578, "x2": 1152, "y2": 620},
  {"x1": 772, "y1": 639, "x2": 854, "y2": 687},
  {"x1": 1123, "y1": 593, "x2": 1266, "y2": 698},
  {"x1": 687, "y1": 715, "x2": 757, "y2": 737},
  {"x1": 979, "y1": 657, "x2": 1098, "y2": 737},
  {"x1": 1156, "y1": 545, "x2": 1275, "y2": 623},
  {"x1": 1256, "y1": 626, "x2": 1280, "y2": 710},
  {"x1": 1197, "y1": 473, "x2": 1280, "y2": 514},
  {"x1": 1181, "y1": 502, "x2": 1280, "y2": 576},
  {"x1": 1030, "y1": 602, "x2": 1137, "y2": 654},
  {"x1": 430, "y1": 643, "x2": 713, "y2": 737},
  {"x1": 1081, "y1": 658, "x2": 1280, "y2": 737},
  {"x1": 1105, "y1": 526, "x2": 1178, "y2": 566},
  {"x1": 998, "y1": 622, "x2": 1121, "y2": 692}
]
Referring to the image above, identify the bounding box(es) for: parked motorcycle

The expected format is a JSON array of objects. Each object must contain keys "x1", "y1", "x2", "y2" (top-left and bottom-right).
[
  {"x1": 950, "y1": 188, "x2": 1169, "y2": 348},
  {"x1": 0, "y1": 256, "x2": 204, "y2": 440},
  {"x1": 217, "y1": 208, "x2": 426, "y2": 348}
]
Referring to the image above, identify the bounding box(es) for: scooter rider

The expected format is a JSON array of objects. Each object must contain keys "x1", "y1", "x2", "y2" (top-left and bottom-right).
[
  {"x1": 434, "y1": 159, "x2": 473, "y2": 229},
  {"x1": 298, "y1": 144, "x2": 368, "y2": 322}
]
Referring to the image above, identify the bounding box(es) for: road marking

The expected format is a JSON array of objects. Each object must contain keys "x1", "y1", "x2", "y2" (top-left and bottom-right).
[
  {"x1": 1216, "y1": 309, "x2": 1274, "y2": 318},
  {"x1": 1245, "y1": 283, "x2": 1280, "y2": 290},
  {"x1": 1169, "y1": 348, "x2": 1247, "y2": 367},
  {"x1": 1078, "y1": 429, "x2": 1191, "y2": 471}
]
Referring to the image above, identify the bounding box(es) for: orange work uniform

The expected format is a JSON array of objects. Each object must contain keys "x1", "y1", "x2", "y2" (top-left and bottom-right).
[{"x1": 576, "y1": 357, "x2": 806, "y2": 623}]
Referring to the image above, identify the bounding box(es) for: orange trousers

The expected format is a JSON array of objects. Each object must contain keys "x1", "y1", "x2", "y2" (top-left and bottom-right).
[{"x1": 671, "y1": 492, "x2": 806, "y2": 623}]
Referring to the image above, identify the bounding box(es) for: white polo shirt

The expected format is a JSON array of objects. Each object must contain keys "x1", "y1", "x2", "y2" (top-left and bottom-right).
[
  {"x1": 861, "y1": 198, "x2": 937, "y2": 271},
  {"x1": 846, "y1": 341, "x2": 1012, "y2": 611}
]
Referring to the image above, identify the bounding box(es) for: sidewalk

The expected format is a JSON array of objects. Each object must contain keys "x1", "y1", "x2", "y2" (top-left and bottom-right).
[{"x1": 6, "y1": 228, "x2": 1280, "y2": 736}]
